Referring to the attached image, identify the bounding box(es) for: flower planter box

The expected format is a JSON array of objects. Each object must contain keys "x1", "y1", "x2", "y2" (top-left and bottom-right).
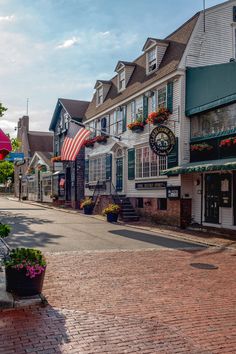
[
  {"x1": 5, "y1": 266, "x2": 46, "y2": 296},
  {"x1": 83, "y1": 205, "x2": 94, "y2": 215},
  {"x1": 131, "y1": 126, "x2": 144, "y2": 133},
  {"x1": 107, "y1": 213, "x2": 118, "y2": 223}
]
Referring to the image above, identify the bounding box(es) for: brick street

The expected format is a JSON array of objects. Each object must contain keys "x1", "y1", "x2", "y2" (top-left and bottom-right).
[{"x1": 1, "y1": 198, "x2": 236, "y2": 353}]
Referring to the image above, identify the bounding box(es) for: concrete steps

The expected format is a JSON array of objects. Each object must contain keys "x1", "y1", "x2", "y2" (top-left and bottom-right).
[{"x1": 113, "y1": 195, "x2": 139, "y2": 222}]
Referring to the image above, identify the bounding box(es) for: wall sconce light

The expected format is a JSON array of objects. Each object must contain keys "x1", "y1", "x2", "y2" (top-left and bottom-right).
[{"x1": 194, "y1": 179, "x2": 200, "y2": 186}]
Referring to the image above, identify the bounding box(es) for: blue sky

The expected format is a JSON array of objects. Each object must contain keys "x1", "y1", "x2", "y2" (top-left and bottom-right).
[{"x1": 0, "y1": 0, "x2": 225, "y2": 135}]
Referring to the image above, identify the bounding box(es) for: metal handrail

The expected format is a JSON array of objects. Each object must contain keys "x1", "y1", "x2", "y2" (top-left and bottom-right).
[
  {"x1": 110, "y1": 181, "x2": 121, "y2": 205},
  {"x1": 92, "y1": 180, "x2": 101, "y2": 207}
]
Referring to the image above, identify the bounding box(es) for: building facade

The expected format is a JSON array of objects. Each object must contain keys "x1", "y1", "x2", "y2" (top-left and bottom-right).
[{"x1": 82, "y1": 0, "x2": 236, "y2": 228}]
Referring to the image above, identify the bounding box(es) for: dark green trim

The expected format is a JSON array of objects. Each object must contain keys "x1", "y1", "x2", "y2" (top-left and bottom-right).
[
  {"x1": 167, "y1": 81, "x2": 173, "y2": 114},
  {"x1": 128, "y1": 148, "x2": 135, "y2": 180},
  {"x1": 106, "y1": 154, "x2": 112, "y2": 180},
  {"x1": 167, "y1": 137, "x2": 178, "y2": 169},
  {"x1": 186, "y1": 93, "x2": 236, "y2": 116},
  {"x1": 122, "y1": 106, "x2": 127, "y2": 133},
  {"x1": 85, "y1": 159, "x2": 89, "y2": 183},
  {"x1": 143, "y1": 95, "x2": 148, "y2": 121},
  {"x1": 191, "y1": 128, "x2": 236, "y2": 143}
]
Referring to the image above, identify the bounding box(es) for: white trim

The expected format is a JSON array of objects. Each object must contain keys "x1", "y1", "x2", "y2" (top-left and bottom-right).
[
  {"x1": 85, "y1": 70, "x2": 183, "y2": 123},
  {"x1": 146, "y1": 46, "x2": 158, "y2": 75}
]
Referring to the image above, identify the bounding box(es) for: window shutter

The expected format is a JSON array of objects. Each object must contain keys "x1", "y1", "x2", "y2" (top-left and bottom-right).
[
  {"x1": 106, "y1": 154, "x2": 112, "y2": 180},
  {"x1": 128, "y1": 148, "x2": 135, "y2": 180},
  {"x1": 167, "y1": 81, "x2": 173, "y2": 114},
  {"x1": 122, "y1": 106, "x2": 127, "y2": 132},
  {"x1": 167, "y1": 137, "x2": 178, "y2": 169},
  {"x1": 143, "y1": 95, "x2": 148, "y2": 121},
  {"x1": 85, "y1": 159, "x2": 89, "y2": 182}
]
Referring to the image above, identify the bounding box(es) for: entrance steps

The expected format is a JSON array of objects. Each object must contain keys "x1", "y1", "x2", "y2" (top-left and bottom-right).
[{"x1": 112, "y1": 195, "x2": 139, "y2": 222}]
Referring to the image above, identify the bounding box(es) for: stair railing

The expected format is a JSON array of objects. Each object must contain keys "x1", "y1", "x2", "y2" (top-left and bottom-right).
[
  {"x1": 110, "y1": 181, "x2": 121, "y2": 205},
  {"x1": 92, "y1": 180, "x2": 100, "y2": 207}
]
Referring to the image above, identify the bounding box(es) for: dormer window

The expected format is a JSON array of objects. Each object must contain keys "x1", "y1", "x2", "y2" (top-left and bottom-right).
[
  {"x1": 97, "y1": 87, "x2": 103, "y2": 105},
  {"x1": 147, "y1": 48, "x2": 157, "y2": 73},
  {"x1": 119, "y1": 70, "x2": 125, "y2": 91}
]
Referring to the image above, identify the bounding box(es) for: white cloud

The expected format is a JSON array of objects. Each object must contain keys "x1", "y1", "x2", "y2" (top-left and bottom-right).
[
  {"x1": 56, "y1": 36, "x2": 80, "y2": 49},
  {"x1": 98, "y1": 31, "x2": 110, "y2": 37},
  {"x1": 0, "y1": 15, "x2": 15, "y2": 22}
]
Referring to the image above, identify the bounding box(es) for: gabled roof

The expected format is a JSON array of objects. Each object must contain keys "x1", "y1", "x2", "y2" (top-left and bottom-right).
[
  {"x1": 94, "y1": 80, "x2": 112, "y2": 89},
  {"x1": 28, "y1": 131, "x2": 53, "y2": 155},
  {"x1": 49, "y1": 98, "x2": 90, "y2": 131},
  {"x1": 29, "y1": 151, "x2": 53, "y2": 169},
  {"x1": 115, "y1": 61, "x2": 136, "y2": 72},
  {"x1": 142, "y1": 38, "x2": 169, "y2": 51},
  {"x1": 85, "y1": 12, "x2": 200, "y2": 121}
]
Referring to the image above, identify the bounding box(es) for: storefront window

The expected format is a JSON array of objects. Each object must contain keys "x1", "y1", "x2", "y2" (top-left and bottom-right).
[
  {"x1": 191, "y1": 103, "x2": 236, "y2": 139},
  {"x1": 135, "y1": 146, "x2": 167, "y2": 179}
]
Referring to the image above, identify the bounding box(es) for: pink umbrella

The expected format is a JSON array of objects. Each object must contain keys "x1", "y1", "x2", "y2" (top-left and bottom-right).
[{"x1": 0, "y1": 129, "x2": 12, "y2": 160}]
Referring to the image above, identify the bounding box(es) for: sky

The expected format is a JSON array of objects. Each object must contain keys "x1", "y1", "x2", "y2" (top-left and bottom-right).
[{"x1": 0, "y1": 0, "x2": 226, "y2": 136}]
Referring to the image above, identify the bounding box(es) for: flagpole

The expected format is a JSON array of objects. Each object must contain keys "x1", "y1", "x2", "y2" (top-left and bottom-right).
[{"x1": 70, "y1": 118, "x2": 121, "y2": 141}]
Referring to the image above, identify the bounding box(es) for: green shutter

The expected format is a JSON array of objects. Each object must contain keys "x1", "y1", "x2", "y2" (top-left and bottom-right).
[
  {"x1": 167, "y1": 81, "x2": 173, "y2": 114},
  {"x1": 122, "y1": 106, "x2": 127, "y2": 132},
  {"x1": 128, "y1": 148, "x2": 135, "y2": 180},
  {"x1": 85, "y1": 159, "x2": 89, "y2": 182},
  {"x1": 106, "y1": 154, "x2": 112, "y2": 180},
  {"x1": 143, "y1": 95, "x2": 148, "y2": 121},
  {"x1": 168, "y1": 137, "x2": 178, "y2": 169}
]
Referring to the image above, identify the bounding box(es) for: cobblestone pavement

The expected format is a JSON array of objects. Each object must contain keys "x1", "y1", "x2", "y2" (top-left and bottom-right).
[{"x1": 1, "y1": 247, "x2": 236, "y2": 354}]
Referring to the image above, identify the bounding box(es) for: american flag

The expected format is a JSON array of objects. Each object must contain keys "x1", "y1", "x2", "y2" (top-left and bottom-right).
[{"x1": 61, "y1": 122, "x2": 90, "y2": 161}]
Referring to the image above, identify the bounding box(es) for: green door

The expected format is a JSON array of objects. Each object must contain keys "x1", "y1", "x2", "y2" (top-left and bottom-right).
[
  {"x1": 205, "y1": 174, "x2": 220, "y2": 224},
  {"x1": 116, "y1": 158, "x2": 123, "y2": 191}
]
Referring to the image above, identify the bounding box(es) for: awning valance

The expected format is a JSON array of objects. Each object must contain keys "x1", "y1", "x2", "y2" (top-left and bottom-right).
[
  {"x1": 163, "y1": 158, "x2": 236, "y2": 176},
  {"x1": 0, "y1": 129, "x2": 12, "y2": 159}
]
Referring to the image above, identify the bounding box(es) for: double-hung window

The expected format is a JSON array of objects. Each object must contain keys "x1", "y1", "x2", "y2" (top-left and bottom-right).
[
  {"x1": 136, "y1": 146, "x2": 167, "y2": 179},
  {"x1": 131, "y1": 101, "x2": 136, "y2": 122},
  {"x1": 113, "y1": 109, "x2": 124, "y2": 135},
  {"x1": 157, "y1": 87, "x2": 167, "y2": 108},
  {"x1": 119, "y1": 70, "x2": 125, "y2": 91},
  {"x1": 89, "y1": 156, "x2": 106, "y2": 183},
  {"x1": 151, "y1": 91, "x2": 157, "y2": 112},
  {"x1": 147, "y1": 48, "x2": 157, "y2": 73},
  {"x1": 97, "y1": 87, "x2": 103, "y2": 105}
]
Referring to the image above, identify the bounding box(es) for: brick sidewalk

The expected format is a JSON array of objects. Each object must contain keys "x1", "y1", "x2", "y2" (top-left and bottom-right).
[{"x1": 1, "y1": 247, "x2": 236, "y2": 353}]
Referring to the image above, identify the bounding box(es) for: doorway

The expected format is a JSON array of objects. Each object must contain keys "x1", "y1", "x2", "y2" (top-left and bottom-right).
[
  {"x1": 116, "y1": 157, "x2": 123, "y2": 192},
  {"x1": 205, "y1": 174, "x2": 220, "y2": 224}
]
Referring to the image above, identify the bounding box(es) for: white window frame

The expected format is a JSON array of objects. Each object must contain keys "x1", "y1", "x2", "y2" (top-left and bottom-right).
[
  {"x1": 131, "y1": 100, "x2": 136, "y2": 122},
  {"x1": 89, "y1": 156, "x2": 106, "y2": 183},
  {"x1": 97, "y1": 86, "x2": 103, "y2": 106},
  {"x1": 135, "y1": 145, "x2": 167, "y2": 179},
  {"x1": 146, "y1": 47, "x2": 157, "y2": 74},
  {"x1": 118, "y1": 69, "x2": 126, "y2": 91},
  {"x1": 112, "y1": 109, "x2": 124, "y2": 135},
  {"x1": 157, "y1": 86, "x2": 167, "y2": 109}
]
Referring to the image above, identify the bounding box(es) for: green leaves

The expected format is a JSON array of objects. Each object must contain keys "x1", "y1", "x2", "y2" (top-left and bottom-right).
[
  {"x1": 0, "y1": 103, "x2": 7, "y2": 118},
  {"x1": 0, "y1": 223, "x2": 11, "y2": 238},
  {"x1": 4, "y1": 248, "x2": 47, "y2": 268}
]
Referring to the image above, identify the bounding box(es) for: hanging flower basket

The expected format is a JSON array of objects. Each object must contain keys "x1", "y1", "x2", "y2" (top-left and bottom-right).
[
  {"x1": 51, "y1": 156, "x2": 61, "y2": 162},
  {"x1": 96, "y1": 135, "x2": 108, "y2": 144},
  {"x1": 146, "y1": 107, "x2": 170, "y2": 125},
  {"x1": 83, "y1": 139, "x2": 95, "y2": 148},
  {"x1": 128, "y1": 121, "x2": 144, "y2": 133}
]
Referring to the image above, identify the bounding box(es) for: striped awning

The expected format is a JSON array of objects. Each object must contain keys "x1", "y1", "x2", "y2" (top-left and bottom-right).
[
  {"x1": 0, "y1": 129, "x2": 12, "y2": 159},
  {"x1": 163, "y1": 158, "x2": 236, "y2": 176}
]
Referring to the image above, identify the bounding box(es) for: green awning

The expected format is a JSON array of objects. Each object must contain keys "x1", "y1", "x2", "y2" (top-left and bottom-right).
[{"x1": 163, "y1": 158, "x2": 236, "y2": 176}]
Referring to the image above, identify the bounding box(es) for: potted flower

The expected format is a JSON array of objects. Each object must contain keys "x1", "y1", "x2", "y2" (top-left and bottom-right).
[
  {"x1": 102, "y1": 203, "x2": 120, "y2": 223},
  {"x1": 0, "y1": 224, "x2": 47, "y2": 296},
  {"x1": 80, "y1": 198, "x2": 95, "y2": 215},
  {"x1": 127, "y1": 118, "x2": 145, "y2": 133}
]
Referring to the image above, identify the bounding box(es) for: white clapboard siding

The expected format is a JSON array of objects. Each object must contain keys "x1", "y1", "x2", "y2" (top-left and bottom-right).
[
  {"x1": 191, "y1": 174, "x2": 202, "y2": 224},
  {"x1": 179, "y1": 75, "x2": 190, "y2": 166},
  {"x1": 185, "y1": 2, "x2": 236, "y2": 67}
]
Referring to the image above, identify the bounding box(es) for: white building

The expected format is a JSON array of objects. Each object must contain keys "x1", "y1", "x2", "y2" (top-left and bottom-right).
[{"x1": 83, "y1": 0, "x2": 236, "y2": 228}]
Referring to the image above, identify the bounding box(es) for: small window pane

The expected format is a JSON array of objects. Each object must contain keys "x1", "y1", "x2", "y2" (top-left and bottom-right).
[
  {"x1": 158, "y1": 87, "x2": 167, "y2": 108},
  {"x1": 158, "y1": 198, "x2": 167, "y2": 210}
]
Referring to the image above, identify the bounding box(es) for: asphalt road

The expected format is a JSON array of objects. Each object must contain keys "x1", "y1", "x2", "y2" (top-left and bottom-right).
[{"x1": 0, "y1": 197, "x2": 206, "y2": 252}]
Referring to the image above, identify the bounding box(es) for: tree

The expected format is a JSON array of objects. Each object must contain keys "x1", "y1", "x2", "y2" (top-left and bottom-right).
[
  {"x1": 6, "y1": 135, "x2": 21, "y2": 152},
  {"x1": 0, "y1": 161, "x2": 14, "y2": 184},
  {"x1": 0, "y1": 103, "x2": 7, "y2": 118}
]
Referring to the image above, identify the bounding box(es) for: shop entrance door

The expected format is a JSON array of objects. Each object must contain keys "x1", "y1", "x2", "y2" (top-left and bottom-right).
[{"x1": 205, "y1": 174, "x2": 220, "y2": 224}]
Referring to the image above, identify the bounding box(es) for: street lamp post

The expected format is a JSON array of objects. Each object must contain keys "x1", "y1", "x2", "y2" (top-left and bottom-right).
[{"x1": 19, "y1": 171, "x2": 22, "y2": 201}]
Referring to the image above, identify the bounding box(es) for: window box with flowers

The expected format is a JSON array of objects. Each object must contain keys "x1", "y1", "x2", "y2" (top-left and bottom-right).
[
  {"x1": 128, "y1": 119, "x2": 145, "y2": 133},
  {"x1": 190, "y1": 143, "x2": 213, "y2": 152},
  {"x1": 0, "y1": 224, "x2": 47, "y2": 297},
  {"x1": 146, "y1": 107, "x2": 170, "y2": 125},
  {"x1": 219, "y1": 137, "x2": 236, "y2": 148},
  {"x1": 83, "y1": 138, "x2": 95, "y2": 148},
  {"x1": 102, "y1": 204, "x2": 120, "y2": 222},
  {"x1": 95, "y1": 135, "x2": 108, "y2": 144}
]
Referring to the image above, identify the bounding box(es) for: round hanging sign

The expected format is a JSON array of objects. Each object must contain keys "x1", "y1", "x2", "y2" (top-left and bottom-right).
[{"x1": 149, "y1": 126, "x2": 176, "y2": 156}]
